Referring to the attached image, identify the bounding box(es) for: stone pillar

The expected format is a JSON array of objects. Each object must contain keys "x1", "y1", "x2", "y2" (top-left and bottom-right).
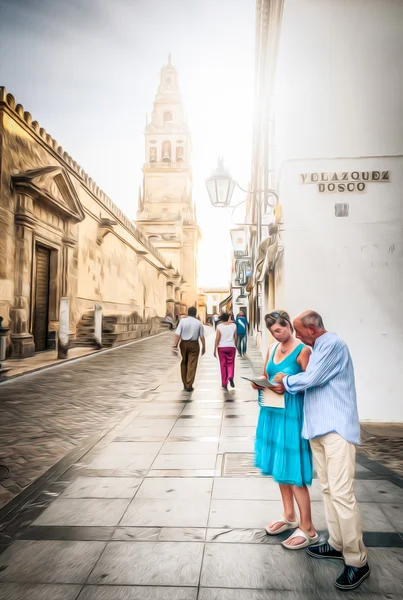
[
  {"x1": 58, "y1": 297, "x2": 70, "y2": 359},
  {"x1": 10, "y1": 208, "x2": 36, "y2": 358},
  {"x1": 94, "y1": 304, "x2": 102, "y2": 349},
  {"x1": 0, "y1": 317, "x2": 10, "y2": 381}
]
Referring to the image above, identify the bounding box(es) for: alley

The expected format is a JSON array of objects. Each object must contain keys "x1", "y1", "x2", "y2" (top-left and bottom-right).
[{"x1": 0, "y1": 334, "x2": 402, "y2": 599}]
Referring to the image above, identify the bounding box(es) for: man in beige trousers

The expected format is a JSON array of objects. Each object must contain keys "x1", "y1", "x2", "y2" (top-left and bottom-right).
[{"x1": 273, "y1": 310, "x2": 369, "y2": 591}]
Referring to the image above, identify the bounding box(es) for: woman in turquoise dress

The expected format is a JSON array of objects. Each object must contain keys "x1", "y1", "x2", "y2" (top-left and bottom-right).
[{"x1": 253, "y1": 310, "x2": 318, "y2": 550}]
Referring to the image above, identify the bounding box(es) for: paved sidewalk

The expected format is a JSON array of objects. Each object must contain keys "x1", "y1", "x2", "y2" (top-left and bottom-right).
[
  {"x1": 0, "y1": 337, "x2": 402, "y2": 599},
  {"x1": 0, "y1": 332, "x2": 178, "y2": 509}
]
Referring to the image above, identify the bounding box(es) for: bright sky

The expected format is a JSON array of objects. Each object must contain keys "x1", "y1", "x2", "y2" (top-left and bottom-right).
[{"x1": 0, "y1": 0, "x2": 255, "y2": 288}]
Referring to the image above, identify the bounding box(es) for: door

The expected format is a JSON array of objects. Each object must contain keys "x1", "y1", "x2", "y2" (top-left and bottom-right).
[{"x1": 33, "y1": 245, "x2": 51, "y2": 351}]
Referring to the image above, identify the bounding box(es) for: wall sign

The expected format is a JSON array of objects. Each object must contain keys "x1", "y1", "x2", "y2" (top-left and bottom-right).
[{"x1": 300, "y1": 171, "x2": 390, "y2": 193}]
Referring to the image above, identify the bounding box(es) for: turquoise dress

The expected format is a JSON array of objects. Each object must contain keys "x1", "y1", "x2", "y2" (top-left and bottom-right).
[{"x1": 254, "y1": 343, "x2": 313, "y2": 487}]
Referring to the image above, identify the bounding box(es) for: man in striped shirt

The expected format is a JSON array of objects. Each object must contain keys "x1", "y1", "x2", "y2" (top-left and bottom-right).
[{"x1": 273, "y1": 310, "x2": 369, "y2": 591}]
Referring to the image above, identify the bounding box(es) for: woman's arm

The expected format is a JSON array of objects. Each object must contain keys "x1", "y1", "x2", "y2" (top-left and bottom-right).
[
  {"x1": 214, "y1": 329, "x2": 221, "y2": 357},
  {"x1": 297, "y1": 346, "x2": 311, "y2": 371}
]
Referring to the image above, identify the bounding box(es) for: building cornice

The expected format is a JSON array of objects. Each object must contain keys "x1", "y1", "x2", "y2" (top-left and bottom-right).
[{"x1": 0, "y1": 86, "x2": 170, "y2": 270}]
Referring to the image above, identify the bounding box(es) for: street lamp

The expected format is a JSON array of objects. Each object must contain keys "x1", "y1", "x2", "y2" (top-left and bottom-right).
[
  {"x1": 205, "y1": 157, "x2": 279, "y2": 246},
  {"x1": 205, "y1": 157, "x2": 236, "y2": 207}
]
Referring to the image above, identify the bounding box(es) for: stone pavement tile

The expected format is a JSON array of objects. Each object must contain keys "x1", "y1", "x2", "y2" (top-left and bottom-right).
[
  {"x1": 160, "y1": 442, "x2": 218, "y2": 454},
  {"x1": 0, "y1": 583, "x2": 82, "y2": 600},
  {"x1": 78, "y1": 586, "x2": 198, "y2": 600},
  {"x1": 88, "y1": 443, "x2": 161, "y2": 469},
  {"x1": 200, "y1": 543, "x2": 317, "y2": 590},
  {"x1": 137, "y1": 406, "x2": 184, "y2": 416},
  {"x1": 221, "y1": 426, "x2": 256, "y2": 437},
  {"x1": 205, "y1": 528, "x2": 288, "y2": 544},
  {"x1": 378, "y1": 503, "x2": 403, "y2": 531},
  {"x1": 212, "y1": 477, "x2": 281, "y2": 501},
  {"x1": 158, "y1": 527, "x2": 206, "y2": 541},
  {"x1": 0, "y1": 540, "x2": 105, "y2": 583},
  {"x1": 88, "y1": 541, "x2": 204, "y2": 586},
  {"x1": 122, "y1": 420, "x2": 176, "y2": 436},
  {"x1": 136, "y1": 477, "x2": 213, "y2": 499},
  {"x1": 112, "y1": 527, "x2": 160, "y2": 541},
  {"x1": 362, "y1": 480, "x2": 403, "y2": 503},
  {"x1": 169, "y1": 426, "x2": 221, "y2": 437},
  {"x1": 152, "y1": 454, "x2": 217, "y2": 470},
  {"x1": 147, "y1": 469, "x2": 216, "y2": 478},
  {"x1": 218, "y1": 441, "x2": 255, "y2": 453},
  {"x1": 181, "y1": 404, "x2": 224, "y2": 413},
  {"x1": 223, "y1": 416, "x2": 258, "y2": 427},
  {"x1": 198, "y1": 589, "x2": 397, "y2": 600},
  {"x1": 33, "y1": 498, "x2": 131, "y2": 527},
  {"x1": 120, "y1": 497, "x2": 211, "y2": 527},
  {"x1": 177, "y1": 416, "x2": 222, "y2": 426},
  {"x1": 209, "y1": 500, "x2": 283, "y2": 528},
  {"x1": 61, "y1": 477, "x2": 143, "y2": 498},
  {"x1": 310, "y1": 500, "x2": 397, "y2": 532}
]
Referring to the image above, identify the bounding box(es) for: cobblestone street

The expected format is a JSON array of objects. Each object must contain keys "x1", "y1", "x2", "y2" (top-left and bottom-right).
[
  {"x1": 0, "y1": 334, "x2": 402, "y2": 599},
  {"x1": 0, "y1": 332, "x2": 179, "y2": 508}
]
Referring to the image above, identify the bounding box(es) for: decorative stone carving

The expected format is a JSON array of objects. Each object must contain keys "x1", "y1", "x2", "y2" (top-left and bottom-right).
[{"x1": 12, "y1": 166, "x2": 85, "y2": 223}]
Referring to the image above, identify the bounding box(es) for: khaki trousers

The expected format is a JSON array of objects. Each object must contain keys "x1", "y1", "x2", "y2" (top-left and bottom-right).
[
  {"x1": 310, "y1": 433, "x2": 368, "y2": 568},
  {"x1": 179, "y1": 340, "x2": 200, "y2": 389}
]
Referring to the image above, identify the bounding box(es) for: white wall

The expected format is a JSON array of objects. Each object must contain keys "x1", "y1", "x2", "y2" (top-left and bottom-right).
[
  {"x1": 279, "y1": 157, "x2": 403, "y2": 422},
  {"x1": 276, "y1": 0, "x2": 403, "y2": 163},
  {"x1": 274, "y1": 0, "x2": 403, "y2": 422}
]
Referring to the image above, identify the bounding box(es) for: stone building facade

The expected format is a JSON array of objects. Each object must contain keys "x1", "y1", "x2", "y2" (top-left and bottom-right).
[
  {"x1": 136, "y1": 56, "x2": 200, "y2": 313},
  {"x1": 0, "y1": 85, "x2": 189, "y2": 358}
]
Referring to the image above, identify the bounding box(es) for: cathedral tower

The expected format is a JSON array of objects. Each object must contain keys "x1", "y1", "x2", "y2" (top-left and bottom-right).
[{"x1": 136, "y1": 56, "x2": 199, "y2": 307}]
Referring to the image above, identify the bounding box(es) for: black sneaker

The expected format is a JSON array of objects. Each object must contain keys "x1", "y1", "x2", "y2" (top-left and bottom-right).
[
  {"x1": 229, "y1": 378, "x2": 235, "y2": 388},
  {"x1": 334, "y1": 563, "x2": 370, "y2": 590},
  {"x1": 306, "y1": 542, "x2": 344, "y2": 560}
]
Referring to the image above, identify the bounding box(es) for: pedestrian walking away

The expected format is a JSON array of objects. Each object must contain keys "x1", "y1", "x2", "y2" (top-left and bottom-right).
[
  {"x1": 272, "y1": 310, "x2": 369, "y2": 591},
  {"x1": 252, "y1": 310, "x2": 318, "y2": 550},
  {"x1": 173, "y1": 306, "x2": 206, "y2": 392},
  {"x1": 214, "y1": 312, "x2": 237, "y2": 390},
  {"x1": 235, "y1": 309, "x2": 249, "y2": 356}
]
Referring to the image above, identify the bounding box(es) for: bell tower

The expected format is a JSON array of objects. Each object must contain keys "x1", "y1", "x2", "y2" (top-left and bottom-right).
[{"x1": 136, "y1": 56, "x2": 199, "y2": 307}]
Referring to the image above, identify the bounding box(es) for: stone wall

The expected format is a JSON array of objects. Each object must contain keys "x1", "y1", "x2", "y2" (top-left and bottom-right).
[{"x1": 0, "y1": 88, "x2": 180, "y2": 356}]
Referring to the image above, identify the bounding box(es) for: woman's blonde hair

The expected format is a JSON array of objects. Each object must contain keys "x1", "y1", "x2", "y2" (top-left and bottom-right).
[{"x1": 264, "y1": 310, "x2": 294, "y2": 333}]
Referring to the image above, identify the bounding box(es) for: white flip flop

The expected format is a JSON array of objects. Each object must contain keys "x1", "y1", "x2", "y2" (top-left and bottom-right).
[
  {"x1": 281, "y1": 527, "x2": 320, "y2": 550},
  {"x1": 265, "y1": 516, "x2": 299, "y2": 536}
]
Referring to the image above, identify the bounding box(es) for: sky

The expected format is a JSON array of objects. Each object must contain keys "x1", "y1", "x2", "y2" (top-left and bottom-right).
[{"x1": 0, "y1": 0, "x2": 255, "y2": 287}]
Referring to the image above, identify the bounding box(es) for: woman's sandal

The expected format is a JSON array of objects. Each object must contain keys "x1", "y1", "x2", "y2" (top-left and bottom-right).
[
  {"x1": 265, "y1": 516, "x2": 299, "y2": 535},
  {"x1": 281, "y1": 527, "x2": 320, "y2": 550}
]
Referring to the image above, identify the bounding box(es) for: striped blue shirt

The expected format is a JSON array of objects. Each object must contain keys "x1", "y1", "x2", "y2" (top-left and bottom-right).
[{"x1": 283, "y1": 332, "x2": 360, "y2": 445}]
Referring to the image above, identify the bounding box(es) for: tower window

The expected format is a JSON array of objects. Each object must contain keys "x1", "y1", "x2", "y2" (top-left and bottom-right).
[
  {"x1": 164, "y1": 111, "x2": 173, "y2": 122},
  {"x1": 165, "y1": 77, "x2": 172, "y2": 89},
  {"x1": 149, "y1": 147, "x2": 157, "y2": 163},
  {"x1": 176, "y1": 146, "x2": 184, "y2": 162},
  {"x1": 162, "y1": 140, "x2": 171, "y2": 162}
]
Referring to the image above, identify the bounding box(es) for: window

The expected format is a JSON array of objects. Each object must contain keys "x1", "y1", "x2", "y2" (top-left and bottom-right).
[
  {"x1": 164, "y1": 111, "x2": 173, "y2": 122},
  {"x1": 149, "y1": 147, "x2": 157, "y2": 163},
  {"x1": 176, "y1": 146, "x2": 184, "y2": 162},
  {"x1": 162, "y1": 140, "x2": 171, "y2": 162}
]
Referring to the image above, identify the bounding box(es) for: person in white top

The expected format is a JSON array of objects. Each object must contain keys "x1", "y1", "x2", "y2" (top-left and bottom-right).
[
  {"x1": 214, "y1": 312, "x2": 237, "y2": 390},
  {"x1": 173, "y1": 306, "x2": 206, "y2": 392}
]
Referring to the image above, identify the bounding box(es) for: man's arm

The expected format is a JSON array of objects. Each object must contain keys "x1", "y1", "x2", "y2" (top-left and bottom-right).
[
  {"x1": 283, "y1": 340, "x2": 345, "y2": 394},
  {"x1": 200, "y1": 335, "x2": 206, "y2": 355},
  {"x1": 173, "y1": 322, "x2": 182, "y2": 348}
]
